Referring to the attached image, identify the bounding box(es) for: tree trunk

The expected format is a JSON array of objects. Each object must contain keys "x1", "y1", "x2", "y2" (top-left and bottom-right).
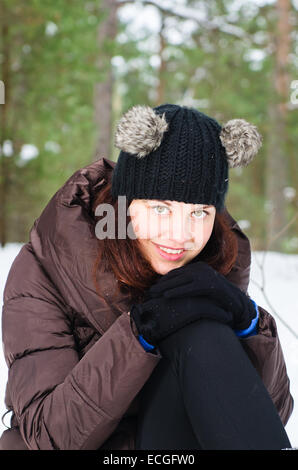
[
  {"x1": 155, "y1": 14, "x2": 167, "y2": 106},
  {"x1": 0, "y1": 3, "x2": 10, "y2": 247},
  {"x1": 93, "y1": 0, "x2": 118, "y2": 162},
  {"x1": 265, "y1": 0, "x2": 291, "y2": 251}
]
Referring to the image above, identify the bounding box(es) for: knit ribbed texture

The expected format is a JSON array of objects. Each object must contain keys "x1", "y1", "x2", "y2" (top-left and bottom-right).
[{"x1": 111, "y1": 103, "x2": 229, "y2": 212}]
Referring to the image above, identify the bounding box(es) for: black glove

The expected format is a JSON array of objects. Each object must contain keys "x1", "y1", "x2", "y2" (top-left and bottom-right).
[
  {"x1": 130, "y1": 294, "x2": 239, "y2": 346},
  {"x1": 147, "y1": 260, "x2": 257, "y2": 333}
]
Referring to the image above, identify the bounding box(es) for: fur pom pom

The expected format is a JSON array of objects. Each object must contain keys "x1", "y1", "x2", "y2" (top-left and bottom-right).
[
  {"x1": 219, "y1": 119, "x2": 262, "y2": 168},
  {"x1": 114, "y1": 105, "x2": 169, "y2": 158}
]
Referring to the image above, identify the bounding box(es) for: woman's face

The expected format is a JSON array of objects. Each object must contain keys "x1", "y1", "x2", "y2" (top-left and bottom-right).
[{"x1": 128, "y1": 199, "x2": 216, "y2": 275}]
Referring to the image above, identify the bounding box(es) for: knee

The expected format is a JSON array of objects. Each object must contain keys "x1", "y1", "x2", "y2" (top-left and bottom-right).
[
  {"x1": 158, "y1": 319, "x2": 236, "y2": 359},
  {"x1": 181, "y1": 318, "x2": 234, "y2": 344}
]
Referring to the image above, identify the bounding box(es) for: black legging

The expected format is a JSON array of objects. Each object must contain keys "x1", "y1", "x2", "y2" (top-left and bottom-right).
[{"x1": 135, "y1": 319, "x2": 291, "y2": 450}]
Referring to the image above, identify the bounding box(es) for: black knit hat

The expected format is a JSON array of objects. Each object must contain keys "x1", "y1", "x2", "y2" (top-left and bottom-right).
[{"x1": 111, "y1": 103, "x2": 262, "y2": 213}]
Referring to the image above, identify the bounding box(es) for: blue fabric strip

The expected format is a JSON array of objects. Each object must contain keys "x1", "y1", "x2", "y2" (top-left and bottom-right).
[
  {"x1": 138, "y1": 334, "x2": 156, "y2": 352},
  {"x1": 234, "y1": 299, "x2": 260, "y2": 338}
]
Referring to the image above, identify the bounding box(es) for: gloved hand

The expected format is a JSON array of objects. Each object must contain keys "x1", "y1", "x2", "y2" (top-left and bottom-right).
[
  {"x1": 147, "y1": 260, "x2": 258, "y2": 334},
  {"x1": 130, "y1": 294, "x2": 239, "y2": 347}
]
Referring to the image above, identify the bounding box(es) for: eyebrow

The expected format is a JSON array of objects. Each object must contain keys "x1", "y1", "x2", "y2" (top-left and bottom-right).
[{"x1": 148, "y1": 200, "x2": 212, "y2": 208}]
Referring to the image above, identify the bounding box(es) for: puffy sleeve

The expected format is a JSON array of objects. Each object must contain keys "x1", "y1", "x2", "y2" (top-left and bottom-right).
[
  {"x1": 240, "y1": 305, "x2": 294, "y2": 426},
  {"x1": 2, "y1": 243, "x2": 161, "y2": 450}
]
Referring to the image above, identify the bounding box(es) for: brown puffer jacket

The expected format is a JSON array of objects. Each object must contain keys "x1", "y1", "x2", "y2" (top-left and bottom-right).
[{"x1": 0, "y1": 157, "x2": 293, "y2": 450}]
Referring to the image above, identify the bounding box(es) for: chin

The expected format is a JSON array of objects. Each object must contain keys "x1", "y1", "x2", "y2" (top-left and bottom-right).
[
  {"x1": 154, "y1": 265, "x2": 170, "y2": 275},
  {"x1": 154, "y1": 261, "x2": 185, "y2": 275}
]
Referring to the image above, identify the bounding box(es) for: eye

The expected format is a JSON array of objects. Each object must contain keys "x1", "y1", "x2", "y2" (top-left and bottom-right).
[
  {"x1": 152, "y1": 205, "x2": 169, "y2": 215},
  {"x1": 151, "y1": 205, "x2": 209, "y2": 219},
  {"x1": 192, "y1": 209, "x2": 209, "y2": 219}
]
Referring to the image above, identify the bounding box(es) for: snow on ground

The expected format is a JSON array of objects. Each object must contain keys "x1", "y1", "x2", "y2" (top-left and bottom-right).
[{"x1": 0, "y1": 244, "x2": 297, "y2": 447}]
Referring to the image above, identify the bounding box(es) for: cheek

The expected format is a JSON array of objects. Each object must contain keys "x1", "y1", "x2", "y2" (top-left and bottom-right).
[
  {"x1": 192, "y1": 218, "x2": 214, "y2": 245},
  {"x1": 131, "y1": 211, "x2": 163, "y2": 239},
  {"x1": 130, "y1": 210, "x2": 170, "y2": 240}
]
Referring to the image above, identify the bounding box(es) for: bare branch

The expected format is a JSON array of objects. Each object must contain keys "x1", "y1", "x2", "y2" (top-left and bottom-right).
[
  {"x1": 251, "y1": 210, "x2": 298, "y2": 341},
  {"x1": 251, "y1": 254, "x2": 298, "y2": 340},
  {"x1": 116, "y1": 0, "x2": 247, "y2": 39}
]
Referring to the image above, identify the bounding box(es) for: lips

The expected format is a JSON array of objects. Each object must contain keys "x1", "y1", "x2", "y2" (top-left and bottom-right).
[
  {"x1": 153, "y1": 243, "x2": 185, "y2": 261},
  {"x1": 155, "y1": 243, "x2": 184, "y2": 250}
]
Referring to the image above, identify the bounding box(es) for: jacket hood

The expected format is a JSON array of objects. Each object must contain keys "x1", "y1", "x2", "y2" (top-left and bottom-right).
[{"x1": 29, "y1": 157, "x2": 252, "y2": 336}]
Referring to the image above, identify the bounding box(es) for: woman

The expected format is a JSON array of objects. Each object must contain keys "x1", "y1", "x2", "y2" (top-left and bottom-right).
[{"x1": 0, "y1": 103, "x2": 293, "y2": 450}]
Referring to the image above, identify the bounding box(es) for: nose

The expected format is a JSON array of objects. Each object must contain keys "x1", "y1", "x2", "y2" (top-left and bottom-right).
[{"x1": 167, "y1": 215, "x2": 194, "y2": 248}]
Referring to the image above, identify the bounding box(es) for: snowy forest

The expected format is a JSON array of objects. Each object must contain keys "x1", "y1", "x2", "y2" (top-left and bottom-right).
[
  {"x1": 0, "y1": 0, "x2": 298, "y2": 252},
  {"x1": 0, "y1": 0, "x2": 298, "y2": 448}
]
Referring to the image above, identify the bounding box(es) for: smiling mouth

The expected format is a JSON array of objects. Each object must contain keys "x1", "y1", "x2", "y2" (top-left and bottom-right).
[
  {"x1": 152, "y1": 243, "x2": 186, "y2": 260},
  {"x1": 154, "y1": 243, "x2": 185, "y2": 251}
]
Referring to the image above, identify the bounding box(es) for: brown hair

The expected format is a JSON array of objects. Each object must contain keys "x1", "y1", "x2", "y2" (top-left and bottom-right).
[{"x1": 91, "y1": 182, "x2": 238, "y2": 305}]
